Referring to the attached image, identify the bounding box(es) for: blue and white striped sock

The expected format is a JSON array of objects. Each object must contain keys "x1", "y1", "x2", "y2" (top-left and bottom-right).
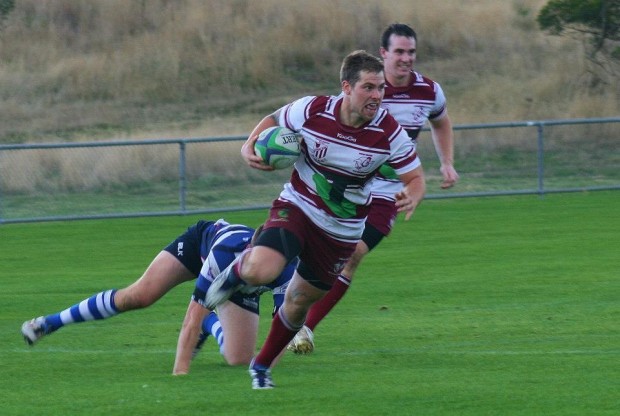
[
  {"x1": 44, "y1": 289, "x2": 119, "y2": 333},
  {"x1": 202, "y1": 311, "x2": 224, "y2": 354}
]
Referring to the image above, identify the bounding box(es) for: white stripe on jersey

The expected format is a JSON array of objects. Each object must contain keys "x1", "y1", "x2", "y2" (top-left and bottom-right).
[
  {"x1": 202, "y1": 226, "x2": 252, "y2": 282},
  {"x1": 368, "y1": 176, "x2": 402, "y2": 202},
  {"x1": 210, "y1": 227, "x2": 252, "y2": 251}
]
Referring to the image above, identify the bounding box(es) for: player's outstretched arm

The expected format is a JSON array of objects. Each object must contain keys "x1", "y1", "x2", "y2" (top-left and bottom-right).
[
  {"x1": 396, "y1": 165, "x2": 426, "y2": 220},
  {"x1": 430, "y1": 115, "x2": 459, "y2": 189},
  {"x1": 172, "y1": 301, "x2": 211, "y2": 375}
]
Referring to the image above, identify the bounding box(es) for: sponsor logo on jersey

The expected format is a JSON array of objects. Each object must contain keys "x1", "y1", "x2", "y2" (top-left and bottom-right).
[
  {"x1": 177, "y1": 242, "x2": 184, "y2": 257},
  {"x1": 392, "y1": 93, "x2": 410, "y2": 99},
  {"x1": 336, "y1": 132, "x2": 356, "y2": 142}
]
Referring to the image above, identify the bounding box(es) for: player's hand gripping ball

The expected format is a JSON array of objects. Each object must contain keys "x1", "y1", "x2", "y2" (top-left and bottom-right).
[{"x1": 254, "y1": 127, "x2": 302, "y2": 169}]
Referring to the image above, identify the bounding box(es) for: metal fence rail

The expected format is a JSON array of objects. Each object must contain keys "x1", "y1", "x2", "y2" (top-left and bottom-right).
[{"x1": 1, "y1": 117, "x2": 618, "y2": 224}]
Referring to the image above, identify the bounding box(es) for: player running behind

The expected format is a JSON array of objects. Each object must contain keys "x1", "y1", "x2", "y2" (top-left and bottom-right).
[
  {"x1": 203, "y1": 50, "x2": 426, "y2": 389},
  {"x1": 21, "y1": 219, "x2": 294, "y2": 372},
  {"x1": 288, "y1": 23, "x2": 459, "y2": 354}
]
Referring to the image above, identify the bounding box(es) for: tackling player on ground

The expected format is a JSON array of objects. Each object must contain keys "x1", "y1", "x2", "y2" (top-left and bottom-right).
[
  {"x1": 21, "y1": 219, "x2": 294, "y2": 372},
  {"x1": 173, "y1": 224, "x2": 295, "y2": 374}
]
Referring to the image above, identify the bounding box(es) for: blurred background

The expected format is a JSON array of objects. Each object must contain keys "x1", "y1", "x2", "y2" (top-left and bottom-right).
[
  {"x1": 0, "y1": 0, "x2": 618, "y2": 142},
  {"x1": 0, "y1": 0, "x2": 618, "y2": 222}
]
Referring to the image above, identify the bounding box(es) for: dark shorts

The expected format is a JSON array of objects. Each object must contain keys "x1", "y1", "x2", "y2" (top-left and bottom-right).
[
  {"x1": 193, "y1": 286, "x2": 262, "y2": 315},
  {"x1": 361, "y1": 222, "x2": 385, "y2": 252},
  {"x1": 260, "y1": 199, "x2": 356, "y2": 289},
  {"x1": 163, "y1": 220, "x2": 214, "y2": 276},
  {"x1": 365, "y1": 197, "x2": 397, "y2": 237}
]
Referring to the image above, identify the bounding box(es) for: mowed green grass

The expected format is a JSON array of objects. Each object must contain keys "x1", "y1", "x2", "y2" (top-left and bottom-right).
[{"x1": 0, "y1": 192, "x2": 618, "y2": 416}]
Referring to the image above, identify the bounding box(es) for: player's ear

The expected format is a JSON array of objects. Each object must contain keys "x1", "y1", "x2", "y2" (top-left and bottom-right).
[{"x1": 341, "y1": 80, "x2": 352, "y2": 95}]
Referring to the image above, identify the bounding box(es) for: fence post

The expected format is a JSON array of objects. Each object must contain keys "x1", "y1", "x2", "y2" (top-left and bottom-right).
[
  {"x1": 0, "y1": 150, "x2": 3, "y2": 224},
  {"x1": 536, "y1": 123, "x2": 545, "y2": 196},
  {"x1": 178, "y1": 141, "x2": 187, "y2": 212}
]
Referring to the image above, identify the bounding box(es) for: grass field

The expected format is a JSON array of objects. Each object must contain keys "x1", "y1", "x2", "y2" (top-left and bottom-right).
[{"x1": 1, "y1": 192, "x2": 618, "y2": 415}]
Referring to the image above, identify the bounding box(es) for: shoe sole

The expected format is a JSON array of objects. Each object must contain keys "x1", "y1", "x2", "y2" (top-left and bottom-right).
[
  {"x1": 252, "y1": 385, "x2": 274, "y2": 390},
  {"x1": 292, "y1": 340, "x2": 314, "y2": 354},
  {"x1": 205, "y1": 275, "x2": 240, "y2": 309},
  {"x1": 21, "y1": 321, "x2": 38, "y2": 346}
]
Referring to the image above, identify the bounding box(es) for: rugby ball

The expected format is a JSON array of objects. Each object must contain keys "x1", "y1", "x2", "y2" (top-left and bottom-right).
[{"x1": 254, "y1": 126, "x2": 301, "y2": 169}]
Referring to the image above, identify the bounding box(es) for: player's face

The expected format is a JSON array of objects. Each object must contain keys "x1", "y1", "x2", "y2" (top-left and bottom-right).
[
  {"x1": 380, "y1": 34, "x2": 417, "y2": 84},
  {"x1": 343, "y1": 70, "x2": 385, "y2": 126}
]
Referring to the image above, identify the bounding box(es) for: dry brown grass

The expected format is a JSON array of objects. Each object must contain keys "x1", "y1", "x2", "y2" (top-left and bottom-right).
[{"x1": 0, "y1": 0, "x2": 617, "y2": 143}]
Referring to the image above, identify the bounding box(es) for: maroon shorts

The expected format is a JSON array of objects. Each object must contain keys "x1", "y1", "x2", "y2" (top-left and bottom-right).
[
  {"x1": 264, "y1": 199, "x2": 356, "y2": 287},
  {"x1": 365, "y1": 197, "x2": 397, "y2": 236}
]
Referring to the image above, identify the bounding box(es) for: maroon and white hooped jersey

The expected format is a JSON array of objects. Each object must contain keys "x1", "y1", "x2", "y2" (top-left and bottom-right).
[
  {"x1": 382, "y1": 70, "x2": 447, "y2": 140},
  {"x1": 277, "y1": 94, "x2": 420, "y2": 241},
  {"x1": 371, "y1": 70, "x2": 447, "y2": 202}
]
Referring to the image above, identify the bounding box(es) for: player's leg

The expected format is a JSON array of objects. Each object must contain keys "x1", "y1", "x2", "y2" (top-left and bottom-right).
[
  {"x1": 250, "y1": 270, "x2": 327, "y2": 388},
  {"x1": 249, "y1": 229, "x2": 356, "y2": 388},
  {"x1": 115, "y1": 220, "x2": 211, "y2": 311},
  {"x1": 216, "y1": 300, "x2": 259, "y2": 365},
  {"x1": 189, "y1": 297, "x2": 283, "y2": 367},
  {"x1": 21, "y1": 251, "x2": 194, "y2": 346},
  {"x1": 205, "y1": 226, "x2": 299, "y2": 308},
  {"x1": 20, "y1": 219, "x2": 212, "y2": 346},
  {"x1": 189, "y1": 293, "x2": 287, "y2": 369},
  {"x1": 192, "y1": 311, "x2": 219, "y2": 359},
  {"x1": 285, "y1": 243, "x2": 367, "y2": 355},
  {"x1": 290, "y1": 200, "x2": 394, "y2": 353},
  {"x1": 303, "y1": 239, "x2": 370, "y2": 330},
  {"x1": 115, "y1": 251, "x2": 195, "y2": 310},
  {"x1": 289, "y1": 228, "x2": 382, "y2": 354}
]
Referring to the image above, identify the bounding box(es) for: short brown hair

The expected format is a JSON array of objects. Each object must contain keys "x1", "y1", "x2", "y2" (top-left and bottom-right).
[
  {"x1": 381, "y1": 23, "x2": 417, "y2": 50},
  {"x1": 340, "y1": 50, "x2": 384, "y2": 86}
]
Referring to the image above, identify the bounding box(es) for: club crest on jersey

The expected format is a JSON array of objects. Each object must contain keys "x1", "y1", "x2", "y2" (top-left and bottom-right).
[
  {"x1": 411, "y1": 107, "x2": 429, "y2": 124},
  {"x1": 354, "y1": 153, "x2": 374, "y2": 172},
  {"x1": 313, "y1": 140, "x2": 328, "y2": 161},
  {"x1": 332, "y1": 257, "x2": 349, "y2": 275}
]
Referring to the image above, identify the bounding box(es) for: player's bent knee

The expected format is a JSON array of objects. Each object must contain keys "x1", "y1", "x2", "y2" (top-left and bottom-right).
[
  {"x1": 242, "y1": 251, "x2": 286, "y2": 284},
  {"x1": 223, "y1": 353, "x2": 253, "y2": 366},
  {"x1": 225, "y1": 357, "x2": 252, "y2": 366}
]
